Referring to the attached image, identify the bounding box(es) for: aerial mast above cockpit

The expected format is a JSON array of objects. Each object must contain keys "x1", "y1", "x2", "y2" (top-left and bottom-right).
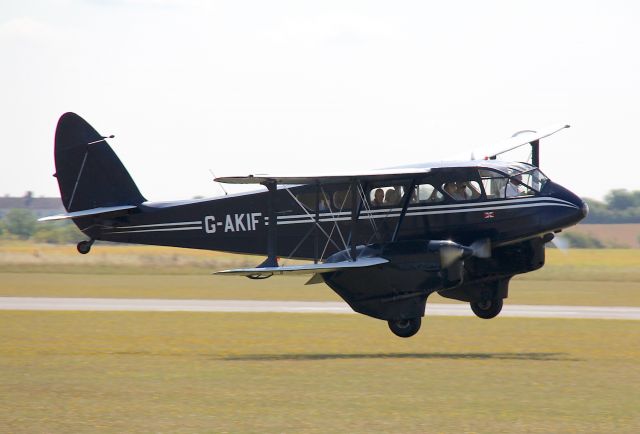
[{"x1": 484, "y1": 124, "x2": 570, "y2": 168}]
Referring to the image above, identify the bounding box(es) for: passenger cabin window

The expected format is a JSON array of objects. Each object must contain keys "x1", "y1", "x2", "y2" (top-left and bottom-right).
[
  {"x1": 369, "y1": 186, "x2": 405, "y2": 207},
  {"x1": 332, "y1": 189, "x2": 353, "y2": 210},
  {"x1": 295, "y1": 192, "x2": 330, "y2": 211},
  {"x1": 441, "y1": 181, "x2": 481, "y2": 201},
  {"x1": 412, "y1": 183, "x2": 444, "y2": 203}
]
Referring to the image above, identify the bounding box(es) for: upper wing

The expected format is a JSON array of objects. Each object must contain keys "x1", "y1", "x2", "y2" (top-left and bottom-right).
[
  {"x1": 215, "y1": 257, "x2": 389, "y2": 277},
  {"x1": 217, "y1": 124, "x2": 568, "y2": 186},
  {"x1": 215, "y1": 168, "x2": 431, "y2": 185}
]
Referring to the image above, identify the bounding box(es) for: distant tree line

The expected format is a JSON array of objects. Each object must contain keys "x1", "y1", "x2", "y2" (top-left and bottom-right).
[
  {"x1": 0, "y1": 209, "x2": 84, "y2": 243},
  {"x1": 583, "y1": 189, "x2": 640, "y2": 223},
  {"x1": 558, "y1": 232, "x2": 606, "y2": 249}
]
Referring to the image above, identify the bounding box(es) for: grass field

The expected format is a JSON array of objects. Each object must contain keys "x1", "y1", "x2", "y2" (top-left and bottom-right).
[
  {"x1": 1, "y1": 311, "x2": 639, "y2": 433},
  {"x1": 1, "y1": 242, "x2": 640, "y2": 432},
  {"x1": 1, "y1": 242, "x2": 639, "y2": 306}
]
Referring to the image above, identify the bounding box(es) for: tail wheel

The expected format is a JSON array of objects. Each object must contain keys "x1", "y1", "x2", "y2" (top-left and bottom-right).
[
  {"x1": 470, "y1": 298, "x2": 503, "y2": 319},
  {"x1": 388, "y1": 317, "x2": 422, "y2": 338}
]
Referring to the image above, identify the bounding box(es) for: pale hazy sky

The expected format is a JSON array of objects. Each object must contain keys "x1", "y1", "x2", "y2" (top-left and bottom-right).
[{"x1": 1, "y1": 0, "x2": 639, "y2": 201}]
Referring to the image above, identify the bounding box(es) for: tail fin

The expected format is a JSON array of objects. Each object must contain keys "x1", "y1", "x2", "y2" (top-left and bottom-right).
[{"x1": 54, "y1": 112, "x2": 146, "y2": 212}]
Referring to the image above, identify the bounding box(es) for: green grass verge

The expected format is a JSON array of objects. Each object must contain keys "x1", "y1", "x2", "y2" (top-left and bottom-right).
[
  {"x1": 2, "y1": 243, "x2": 639, "y2": 280},
  {"x1": 2, "y1": 272, "x2": 640, "y2": 306},
  {"x1": 1, "y1": 243, "x2": 639, "y2": 305},
  {"x1": 1, "y1": 311, "x2": 638, "y2": 433}
]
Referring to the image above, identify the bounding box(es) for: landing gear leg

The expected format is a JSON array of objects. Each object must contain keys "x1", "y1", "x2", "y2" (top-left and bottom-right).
[
  {"x1": 470, "y1": 298, "x2": 503, "y2": 319},
  {"x1": 387, "y1": 317, "x2": 422, "y2": 338},
  {"x1": 77, "y1": 239, "x2": 94, "y2": 255}
]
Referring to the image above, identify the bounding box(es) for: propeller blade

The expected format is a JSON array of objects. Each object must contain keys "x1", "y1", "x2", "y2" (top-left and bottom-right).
[
  {"x1": 549, "y1": 236, "x2": 570, "y2": 254},
  {"x1": 438, "y1": 241, "x2": 473, "y2": 267},
  {"x1": 470, "y1": 238, "x2": 492, "y2": 259},
  {"x1": 437, "y1": 239, "x2": 491, "y2": 268}
]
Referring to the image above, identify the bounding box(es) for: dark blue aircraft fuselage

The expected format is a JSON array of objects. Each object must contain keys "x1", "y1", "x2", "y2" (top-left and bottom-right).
[{"x1": 90, "y1": 163, "x2": 586, "y2": 262}]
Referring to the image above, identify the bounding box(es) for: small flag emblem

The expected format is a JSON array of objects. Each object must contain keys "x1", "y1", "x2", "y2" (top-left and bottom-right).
[{"x1": 483, "y1": 211, "x2": 495, "y2": 219}]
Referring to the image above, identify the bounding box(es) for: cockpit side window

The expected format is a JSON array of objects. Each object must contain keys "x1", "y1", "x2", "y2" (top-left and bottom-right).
[
  {"x1": 519, "y1": 169, "x2": 549, "y2": 192},
  {"x1": 480, "y1": 168, "x2": 544, "y2": 199},
  {"x1": 480, "y1": 169, "x2": 508, "y2": 199},
  {"x1": 505, "y1": 175, "x2": 534, "y2": 198}
]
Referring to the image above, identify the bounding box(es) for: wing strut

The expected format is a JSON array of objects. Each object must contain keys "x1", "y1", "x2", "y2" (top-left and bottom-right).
[
  {"x1": 261, "y1": 180, "x2": 278, "y2": 268},
  {"x1": 314, "y1": 182, "x2": 320, "y2": 263},
  {"x1": 392, "y1": 178, "x2": 417, "y2": 242},
  {"x1": 350, "y1": 179, "x2": 359, "y2": 260}
]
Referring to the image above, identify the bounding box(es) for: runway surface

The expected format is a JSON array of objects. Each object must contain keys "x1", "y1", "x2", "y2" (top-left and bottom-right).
[{"x1": 1, "y1": 297, "x2": 639, "y2": 320}]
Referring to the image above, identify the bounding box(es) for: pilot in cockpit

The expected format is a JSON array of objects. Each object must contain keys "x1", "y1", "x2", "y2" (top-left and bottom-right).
[{"x1": 506, "y1": 174, "x2": 526, "y2": 198}]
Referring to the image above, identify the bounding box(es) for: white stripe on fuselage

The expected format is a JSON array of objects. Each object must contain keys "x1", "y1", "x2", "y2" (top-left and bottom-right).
[
  {"x1": 271, "y1": 198, "x2": 577, "y2": 225},
  {"x1": 105, "y1": 226, "x2": 203, "y2": 234},
  {"x1": 272, "y1": 196, "x2": 576, "y2": 221},
  {"x1": 106, "y1": 196, "x2": 577, "y2": 233},
  {"x1": 115, "y1": 221, "x2": 202, "y2": 229}
]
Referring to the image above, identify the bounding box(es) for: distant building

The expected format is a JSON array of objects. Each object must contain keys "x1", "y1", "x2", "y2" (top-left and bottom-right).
[{"x1": 0, "y1": 192, "x2": 64, "y2": 219}]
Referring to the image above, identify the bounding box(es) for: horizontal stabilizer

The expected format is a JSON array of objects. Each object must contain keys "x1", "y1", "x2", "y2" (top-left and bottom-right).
[
  {"x1": 215, "y1": 257, "x2": 389, "y2": 277},
  {"x1": 38, "y1": 205, "x2": 137, "y2": 222}
]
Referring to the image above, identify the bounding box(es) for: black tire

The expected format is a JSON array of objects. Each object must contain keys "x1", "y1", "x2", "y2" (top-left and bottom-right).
[
  {"x1": 470, "y1": 298, "x2": 503, "y2": 319},
  {"x1": 388, "y1": 317, "x2": 422, "y2": 338},
  {"x1": 77, "y1": 240, "x2": 92, "y2": 255}
]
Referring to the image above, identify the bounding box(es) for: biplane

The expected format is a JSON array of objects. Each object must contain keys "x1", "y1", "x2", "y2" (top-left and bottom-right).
[{"x1": 41, "y1": 113, "x2": 587, "y2": 337}]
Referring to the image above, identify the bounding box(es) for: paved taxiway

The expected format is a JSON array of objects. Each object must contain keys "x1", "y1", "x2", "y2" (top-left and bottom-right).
[{"x1": 1, "y1": 297, "x2": 639, "y2": 320}]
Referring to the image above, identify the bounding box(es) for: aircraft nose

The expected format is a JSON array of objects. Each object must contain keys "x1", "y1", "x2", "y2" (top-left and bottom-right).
[
  {"x1": 542, "y1": 181, "x2": 588, "y2": 226},
  {"x1": 580, "y1": 200, "x2": 589, "y2": 219},
  {"x1": 563, "y1": 189, "x2": 588, "y2": 222},
  {"x1": 566, "y1": 191, "x2": 588, "y2": 221}
]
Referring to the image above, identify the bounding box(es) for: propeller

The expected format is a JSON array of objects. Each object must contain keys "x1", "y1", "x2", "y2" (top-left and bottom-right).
[
  {"x1": 470, "y1": 239, "x2": 491, "y2": 258},
  {"x1": 545, "y1": 233, "x2": 570, "y2": 254},
  {"x1": 437, "y1": 239, "x2": 491, "y2": 267},
  {"x1": 439, "y1": 242, "x2": 468, "y2": 267}
]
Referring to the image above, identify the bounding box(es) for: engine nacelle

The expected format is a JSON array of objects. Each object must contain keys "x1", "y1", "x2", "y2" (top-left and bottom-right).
[{"x1": 321, "y1": 240, "x2": 472, "y2": 321}]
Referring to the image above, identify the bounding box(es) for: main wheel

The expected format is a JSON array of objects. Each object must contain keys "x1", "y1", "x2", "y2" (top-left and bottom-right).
[
  {"x1": 77, "y1": 240, "x2": 92, "y2": 255},
  {"x1": 470, "y1": 298, "x2": 503, "y2": 319},
  {"x1": 388, "y1": 317, "x2": 422, "y2": 338}
]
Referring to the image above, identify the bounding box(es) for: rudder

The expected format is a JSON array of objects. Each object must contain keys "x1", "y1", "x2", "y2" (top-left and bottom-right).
[{"x1": 54, "y1": 112, "x2": 146, "y2": 212}]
